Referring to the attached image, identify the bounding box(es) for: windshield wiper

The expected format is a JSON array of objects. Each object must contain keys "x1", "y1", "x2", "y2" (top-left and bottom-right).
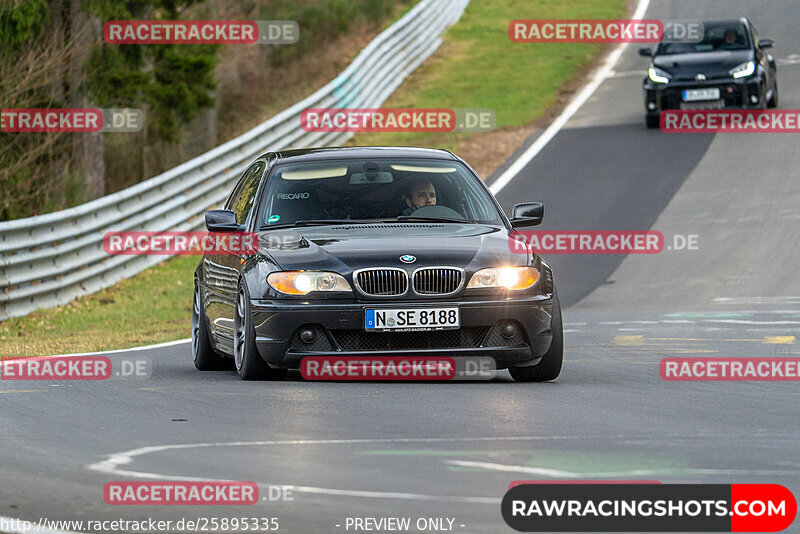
[
  {"x1": 259, "y1": 219, "x2": 377, "y2": 230},
  {"x1": 395, "y1": 215, "x2": 469, "y2": 224}
]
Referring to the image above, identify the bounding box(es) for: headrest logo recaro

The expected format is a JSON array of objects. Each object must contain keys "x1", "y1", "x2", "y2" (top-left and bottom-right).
[{"x1": 277, "y1": 192, "x2": 310, "y2": 200}]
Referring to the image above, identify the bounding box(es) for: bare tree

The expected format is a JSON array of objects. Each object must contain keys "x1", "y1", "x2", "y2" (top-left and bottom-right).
[
  {"x1": 67, "y1": 0, "x2": 105, "y2": 200},
  {"x1": 0, "y1": 9, "x2": 95, "y2": 219}
]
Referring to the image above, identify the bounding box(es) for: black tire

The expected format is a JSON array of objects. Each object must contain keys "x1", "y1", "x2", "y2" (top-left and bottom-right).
[
  {"x1": 192, "y1": 281, "x2": 228, "y2": 370},
  {"x1": 509, "y1": 289, "x2": 563, "y2": 382},
  {"x1": 645, "y1": 114, "x2": 660, "y2": 129},
  {"x1": 767, "y1": 83, "x2": 778, "y2": 108},
  {"x1": 234, "y1": 283, "x2": 286, "y2": 381},
  {"x1": 757, "y1": 83, "x2": 768, "y2": 110}
]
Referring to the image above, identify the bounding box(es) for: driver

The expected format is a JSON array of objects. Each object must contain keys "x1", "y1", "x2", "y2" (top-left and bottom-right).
[
  {"x1": 723, "y1": 28, "x2": 740, "y2": 46},
  {"x1": 402, "y1": 178, "x2": 437, "y2": 216}
]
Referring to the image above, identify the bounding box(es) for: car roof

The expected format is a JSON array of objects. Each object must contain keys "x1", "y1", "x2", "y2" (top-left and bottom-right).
[
  {"x1": 700, "y1": 18, "x2": 749, "y2": 27},
  {"x1": 258, "y1": 146, "x2": 459, "y2": 164}
]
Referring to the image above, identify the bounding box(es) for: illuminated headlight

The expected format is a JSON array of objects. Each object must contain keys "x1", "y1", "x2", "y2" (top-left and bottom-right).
[
  {"x1": 467, "y1": 267, "x2": 539, "y2": 291},
  {"x1": 648, "y1": 66, "x2": 671, "y2": 84},
  {"x1": 267, "y1": 271, "x2": 352, "y2": 295},
  {"x1": 730, "y1": 60, "x2": 756, "y2": 79}
]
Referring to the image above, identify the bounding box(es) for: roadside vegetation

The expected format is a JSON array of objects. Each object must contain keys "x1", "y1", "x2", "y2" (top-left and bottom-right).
[
  {"x1": 349, "y1": 0, "x2": 628, "y2": 177},
  {"x1": 0, "y1": 0, "x2": 412, "y2": 220},
  {"x1": 2, "y1": 0, "x2": 628, "y2": 358},
  {"x1": 1, "y1": 256, "x2": 197, "y2": 358}
]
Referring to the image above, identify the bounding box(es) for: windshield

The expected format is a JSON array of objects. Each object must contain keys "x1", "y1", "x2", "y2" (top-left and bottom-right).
[
  {"x1": 256, "y1": 158, "x2": 503, "y2": 227},
  {"x1": 657, "y1": 23, "x2": 750, "y2": 54}
]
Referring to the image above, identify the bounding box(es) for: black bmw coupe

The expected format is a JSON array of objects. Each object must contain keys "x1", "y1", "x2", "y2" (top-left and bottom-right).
[
  {"x1": 640, "y1": 18, "x2": 778, "y2": 128},
  {"x1": 192, "y1": 147, "x2": 562, "y2": 382}
]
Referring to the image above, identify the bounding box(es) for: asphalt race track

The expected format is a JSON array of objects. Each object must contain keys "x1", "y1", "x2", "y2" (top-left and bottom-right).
[{"x1": 2, "y1": 0, "x2": 800, "y2": 533}]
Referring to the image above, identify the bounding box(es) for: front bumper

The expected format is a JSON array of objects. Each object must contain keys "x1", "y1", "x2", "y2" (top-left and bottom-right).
[
  {"x1": 643, "y1": 77, "x2": 764, "y2": 114},
  {"x1": 250, "y1": 295, "x2": 555, "y2": 369}
]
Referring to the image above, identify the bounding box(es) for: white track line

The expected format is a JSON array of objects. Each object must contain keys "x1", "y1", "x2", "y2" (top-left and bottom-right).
[
  {"x1": 446, "y1": 460, "x2": 800, "y2": 478},
  {"x1": 88, "y1": 435, "x2": 605, "y2": 474},
  {"x1": 18, "y1": 338, "x2": 191, "y2": 360},
  {"x1": 489, "y1": 0, "x2": 651, "y2": 195},
  {"x1": 88, "y1": 432, "x2": 796, "y2": 504},
  {"x1": 705, "y1": 320, "x2": 800, "y2": 325},
  {"x1": 0, "y1": 338, "x2": 189, "y2": 376},
  {"x1": 87, "y1": 436, "x2": 598, "y2": 504},
  {"x1": 714, "y1": 297, "x2": 800, "y2": 305}
]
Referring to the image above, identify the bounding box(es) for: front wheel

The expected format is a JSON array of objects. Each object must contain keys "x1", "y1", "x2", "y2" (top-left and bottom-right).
[
  {"x1": 645, "y1": 114, "x2": 660, "y2": 129},
  {"x1": 193, "y1": 281, "x2": 228, "y2": 370},
  {"x1": 509, "y1": 289, "x2": 563, "y2": 382},
  {"x1": 234, "y1": 283, "x2": 286, "y2": 381},
  {"x1": 767, "y1": 83, "x2": 778, "y2": 108}
]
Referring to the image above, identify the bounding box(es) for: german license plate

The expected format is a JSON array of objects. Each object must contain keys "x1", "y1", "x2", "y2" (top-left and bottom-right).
[
  {"x1": 682, "y1": 88, "x2": 720, "y2": 102},
  {"x1": 365, "y1": 308, "x2": 459, "y2": 332},
  {"x1": 680, "y1": 100, "x2": 725, "y2": 110}
]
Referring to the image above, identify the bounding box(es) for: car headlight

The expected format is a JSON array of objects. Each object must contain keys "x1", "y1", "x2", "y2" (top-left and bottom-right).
[
  {"x1": 730, "y1": 60, "x2": 756, "y2": 79},
  {"x1": 267, "y1": 271, "x2": 352, "y2": 295},
  {"x1": 648, "y1": 66, "x2": 671, "y2": 84},
  {"x1": 467, "y1": 267, "x2": 539, "y2": 291}
]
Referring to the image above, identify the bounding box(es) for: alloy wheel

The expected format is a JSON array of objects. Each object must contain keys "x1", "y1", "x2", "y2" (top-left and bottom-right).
[
  {"x1": 234, "y1": 288, "x2": 247, "y2": 371},
  {"x1": 192, "y1": 285, "x2": 201, "y2": 361}
]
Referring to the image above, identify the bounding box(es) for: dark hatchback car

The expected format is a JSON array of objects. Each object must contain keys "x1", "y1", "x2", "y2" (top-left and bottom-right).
[
  {"x1": 192, "y1": 147, "x2": 562, "y2": 382},
  {"x1": 640, "y1": 18, "x2": 777, "y2": 128}
]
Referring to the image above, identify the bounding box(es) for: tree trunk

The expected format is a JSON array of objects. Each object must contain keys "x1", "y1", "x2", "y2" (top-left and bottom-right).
[
  {"x1": 67, "y1": 0, "x2": 105, "y2": 200},
  {"x1": 49, "y1": 0, "x2": 65, "y2": 103}
]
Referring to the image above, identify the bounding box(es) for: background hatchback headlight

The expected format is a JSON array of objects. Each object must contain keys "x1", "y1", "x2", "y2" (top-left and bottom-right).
[
  {"x1": 267, "y1": 271, "x2": 352, "y2": 295},
  {"x1": 730, "y1": 60, "x2": 756, "y2": 79},
  {"x1": 467, "y1": 267, "x2": 539, "y2": 290},
  {"x1": 648, "y1": 66, "x2": 671, "y2": 84}
]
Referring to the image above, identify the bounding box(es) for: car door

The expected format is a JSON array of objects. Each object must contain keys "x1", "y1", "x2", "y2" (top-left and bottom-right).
[{"x1": 205, "y1": 160, "x2": 266, "y2": 343}]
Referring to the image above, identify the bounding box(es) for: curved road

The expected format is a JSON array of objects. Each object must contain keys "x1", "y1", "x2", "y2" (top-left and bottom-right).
[{"x1": 3, "y1": 1, "x2": 800, "y2": 533}]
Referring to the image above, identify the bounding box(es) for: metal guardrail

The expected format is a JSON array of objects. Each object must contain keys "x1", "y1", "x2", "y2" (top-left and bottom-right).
[{"x1": 0, "y1": 0, "x2": 469, "y2": 321}]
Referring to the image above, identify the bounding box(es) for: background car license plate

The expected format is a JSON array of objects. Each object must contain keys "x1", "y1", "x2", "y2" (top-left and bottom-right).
[
  {"x1": 682, "y1": 88, "x2": 720, "y2": 102},
  {"x1": 680, "y1": 100, "x2": 725, "y2": 110},
  {"x1": 365, "y1": 308, "x2": 459, "y2": 331}
]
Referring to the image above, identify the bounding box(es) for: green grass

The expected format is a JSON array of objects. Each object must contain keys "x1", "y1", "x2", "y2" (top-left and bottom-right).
[
  {"x1": 266, "y1": 0, "x2": 415, "y2": 66},
  {"x1": 1, "y1": 0, "x2": 629, "y2": 357},
  {"x1": 0, "y1": 255, "x2": 197, "y2": 358},
  {"x1": 349, "y1": 0, "x2": 628, "y2": 151}
]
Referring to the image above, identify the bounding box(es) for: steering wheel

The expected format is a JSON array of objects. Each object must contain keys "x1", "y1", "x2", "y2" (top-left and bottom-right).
[{"x1": 408, "y1": 204, "x2": 466, "y2": 220}]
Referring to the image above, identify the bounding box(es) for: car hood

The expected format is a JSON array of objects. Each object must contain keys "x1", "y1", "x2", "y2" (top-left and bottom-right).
[
  {"x1": 257, "y1": 223, "x2": 526, "y2": 273},
  {"x1": 654, "y1": 50, "x2": 753, "y2": 80}
]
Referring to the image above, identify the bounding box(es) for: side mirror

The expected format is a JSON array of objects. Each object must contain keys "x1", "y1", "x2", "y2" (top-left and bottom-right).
[
  {"x1": 510, "y1": 202, "x2": 544, "y2": 228},
  {"x1": 638, "y1": 47, "x2": 653, "y2": 57},
  {"x1": 758, "y1": 39, "x2": 774, "y2": 49},
  {"x1": 205, "y1": 209, "x2": 242, "y2": 232}
]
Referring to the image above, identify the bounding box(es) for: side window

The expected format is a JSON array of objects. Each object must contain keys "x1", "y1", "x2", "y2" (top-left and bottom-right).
[
  {"x1": 227, "y1": 161, "x2": 265, "y2": 224},
  {"x1": 750, "y1": 24, "x2": 759, "y2": 48},
  {"x1": 226, "y1": 166, "x2": 252, "y2": 212}
]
